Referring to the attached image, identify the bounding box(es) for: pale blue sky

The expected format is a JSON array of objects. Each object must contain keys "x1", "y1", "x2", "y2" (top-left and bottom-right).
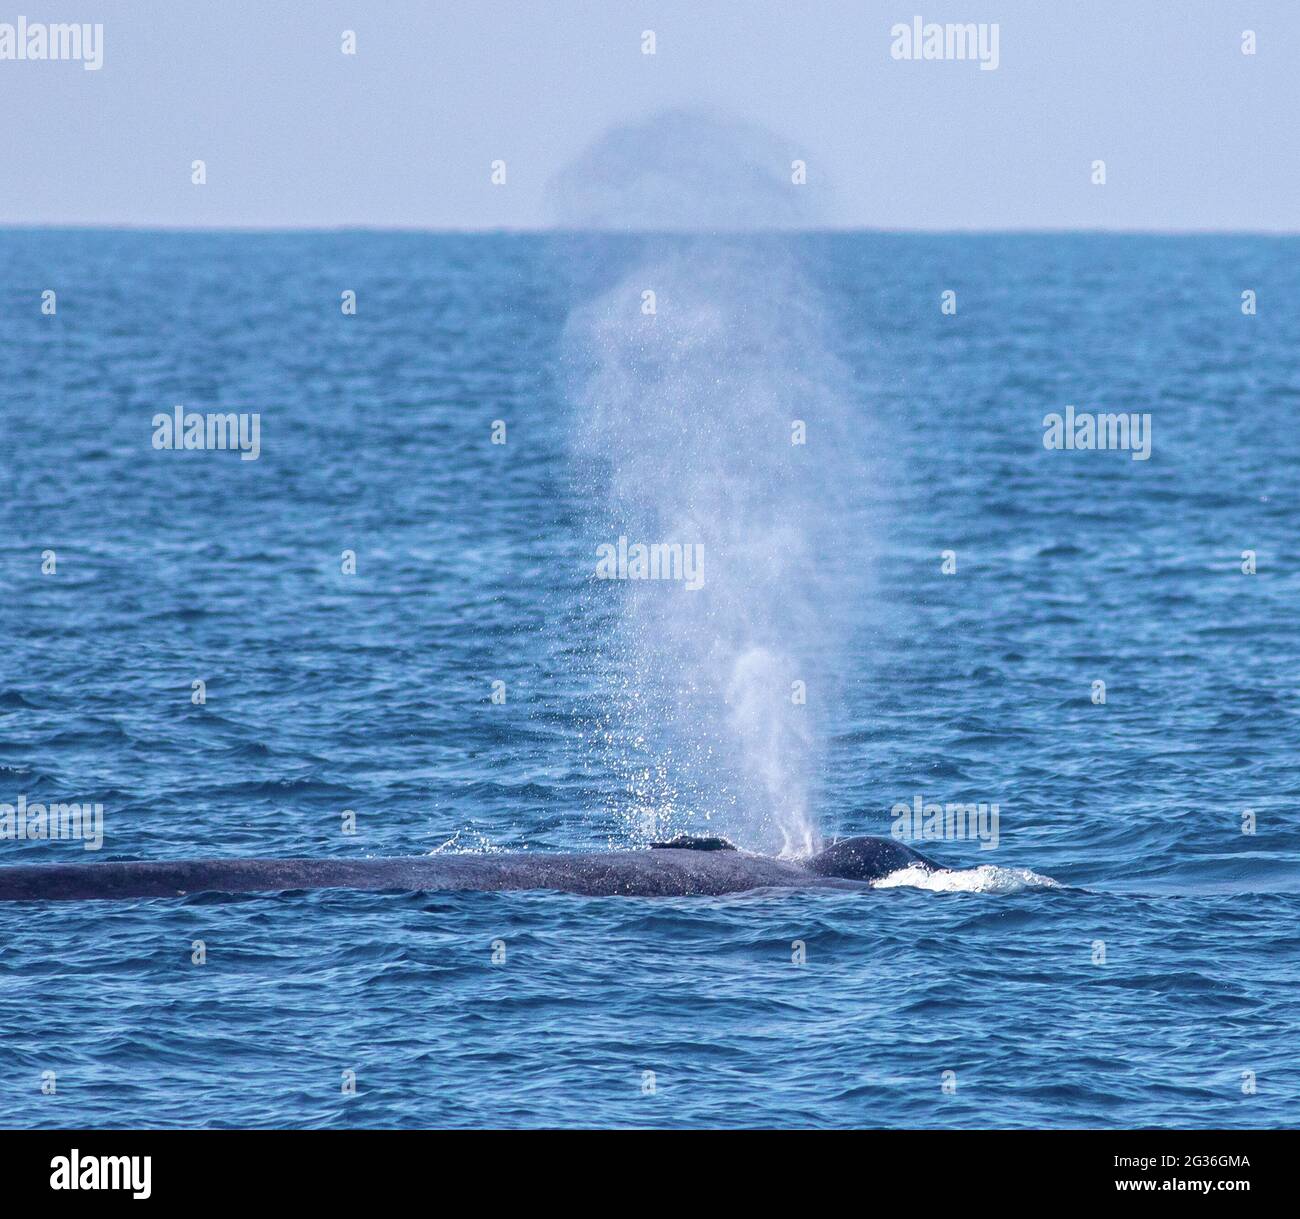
[{"x1": 0, "y1": 0, "x2": 1294, "y2": 230}]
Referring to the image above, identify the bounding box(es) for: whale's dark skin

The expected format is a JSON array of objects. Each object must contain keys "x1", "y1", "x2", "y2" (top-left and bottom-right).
[{"x1": 0, "y1": 835, "x2": 941, "y2": 902}]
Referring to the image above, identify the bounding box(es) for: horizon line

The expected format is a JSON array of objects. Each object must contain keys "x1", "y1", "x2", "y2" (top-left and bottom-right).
[{"x1": 1, "y1": 222, "x2": 1296, "y2": 238}]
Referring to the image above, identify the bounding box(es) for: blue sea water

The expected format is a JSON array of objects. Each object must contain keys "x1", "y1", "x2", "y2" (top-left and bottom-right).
[{"x1": 1, "y1": 229, "x2": 1298, "y2": 1128}]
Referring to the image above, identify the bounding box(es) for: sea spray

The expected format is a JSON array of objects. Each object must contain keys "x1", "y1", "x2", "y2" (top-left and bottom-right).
[{"x1": 555, "y1": 112, "x2": 873, "y2": 857}]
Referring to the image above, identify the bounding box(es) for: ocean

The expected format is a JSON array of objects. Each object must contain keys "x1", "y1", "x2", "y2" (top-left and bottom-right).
[{"x1": 1, "y1": 228, "x2": 1297, "y2": 1128}]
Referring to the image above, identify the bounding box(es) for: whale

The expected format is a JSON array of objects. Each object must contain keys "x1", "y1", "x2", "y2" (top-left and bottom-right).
[{"x1": 0, "y1": 835, "x2": 942, "y2": 902}]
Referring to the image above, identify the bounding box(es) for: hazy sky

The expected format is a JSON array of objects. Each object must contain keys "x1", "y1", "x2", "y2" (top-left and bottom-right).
[{"x1": 1, "y1": 0, "x2": 1295, "y2": 231}]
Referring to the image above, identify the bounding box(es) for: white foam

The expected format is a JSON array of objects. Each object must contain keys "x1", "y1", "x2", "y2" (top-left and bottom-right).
[{"x1": 872, "y1": 864, "x2": 1062, "y2": 894}]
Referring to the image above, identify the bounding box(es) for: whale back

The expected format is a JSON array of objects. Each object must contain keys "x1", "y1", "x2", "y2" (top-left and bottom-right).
[
  {"x1": 805, "y1": 836, "x2": 938, "y2": 882},
  {"x1": 0, "y1": 836, "x2": 936, "y2": 902}
]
